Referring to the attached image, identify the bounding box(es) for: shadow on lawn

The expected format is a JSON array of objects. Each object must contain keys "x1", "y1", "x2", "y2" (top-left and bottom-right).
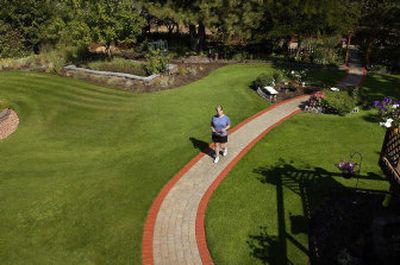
[
  {"x1": 247, "y1": 159, "x2": 386, "y2": 265},
  {"x1": 189, "y1": 137, "x2": 214, "y2": 158}
]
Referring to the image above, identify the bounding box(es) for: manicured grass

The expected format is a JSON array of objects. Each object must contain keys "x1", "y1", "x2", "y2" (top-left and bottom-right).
[
  {"x1": 0, "y1": 98, "x2": 10, "y2": 111},
  {"x1": 0, "y1": 64, "x2": 287, "y2": 265},
  {"x1": 205, "y1": 73, "x2": 400, "y2": 265},
  {"x1": 0, "y1": 64, "x2": 345, "y2": 265},
  {"x1": 86, "y1": 57, "x2": 147, "y2": 76}
]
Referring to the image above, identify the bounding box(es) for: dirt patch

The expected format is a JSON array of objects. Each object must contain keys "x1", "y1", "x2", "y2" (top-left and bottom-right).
[{"x1": 0, "y1": 109, "x2": 19, "y2": 140}]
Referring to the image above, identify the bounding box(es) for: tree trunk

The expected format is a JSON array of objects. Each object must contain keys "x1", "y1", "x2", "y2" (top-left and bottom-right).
[
  {"x1": 105, "y1": 42, "x2": 112, "y2": 60},
  {"x1": 198, "y1": 22, "x2": 206, "y2": 52},
  {"x1": 365, "y1": 40, "x2": 373, "y2": 68},
  {"x1": 189, "y1": 24, "x2": 197, "y2": 51},
  {"x1": 295, "y1": 38, "x2": 302, "y2": 59},
  {"x1": 344, "y1": 33, "x2": 352, "y2": 66}
]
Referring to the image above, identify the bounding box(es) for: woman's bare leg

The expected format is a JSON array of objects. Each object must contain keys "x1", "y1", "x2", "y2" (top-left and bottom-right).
[
  {"x1": 215, "y1": 143, "x2": 220, "y2": 157},
  {"x1": 221, "y1": 143, "x2": 227, "y2": 155}
]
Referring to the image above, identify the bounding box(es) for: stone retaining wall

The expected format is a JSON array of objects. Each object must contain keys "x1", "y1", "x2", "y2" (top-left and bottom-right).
[{"x1": 63, "y1": 65, "x2": 160, "y2": 83}]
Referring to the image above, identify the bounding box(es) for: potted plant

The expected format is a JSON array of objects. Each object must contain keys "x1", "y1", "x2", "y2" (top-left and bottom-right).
[{"x1": 336, "y1": 160, "x2": 357, "y2": 179}]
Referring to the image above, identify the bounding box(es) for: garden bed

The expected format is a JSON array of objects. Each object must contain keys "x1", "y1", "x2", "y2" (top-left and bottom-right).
[
  {"x1": 63, "y1": 62, "x2": 225, "y2": 92},
  {"x1": 309, "y1": 192, "x2": 400, "y2": 265}
]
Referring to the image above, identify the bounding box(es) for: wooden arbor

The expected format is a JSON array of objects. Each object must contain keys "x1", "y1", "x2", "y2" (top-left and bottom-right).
[{"x1": 379, "y1": 128, "x2": 400, "y2": 195}]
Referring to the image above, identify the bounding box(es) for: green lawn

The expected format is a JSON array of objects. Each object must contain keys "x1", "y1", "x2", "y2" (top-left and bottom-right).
[
  {"x1": 0, "y1": 64, "x2": 344, "y2": 265},
  {"x1": 205, "y1": 73, "x2": 400, "y2": 265}
]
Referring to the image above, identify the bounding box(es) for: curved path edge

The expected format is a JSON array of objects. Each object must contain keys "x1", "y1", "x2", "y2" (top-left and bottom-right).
[
  {"x1": 196, "y1": 66, "x2": 368, "y2": 264},
  {"x1": 142, "y1": 62, "x2": 367, "y2": 265},
  {"x1": 142, "y1": 94, "x2": 307, "y2": 265},
  {"x1": 196, "y1": 108, "x2": 303, "y2": 264}
]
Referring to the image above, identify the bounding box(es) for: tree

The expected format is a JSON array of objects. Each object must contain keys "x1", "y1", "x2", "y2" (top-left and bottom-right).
[
  {"x1": 67, "y1": 0, "x2": 145, "y2": 56},
  {"x1": 357, "y1": 0, "x2": 400, "y2": 69},
  {"x1": 0, "y1": 0, "x2": 61, "y2": 52}
]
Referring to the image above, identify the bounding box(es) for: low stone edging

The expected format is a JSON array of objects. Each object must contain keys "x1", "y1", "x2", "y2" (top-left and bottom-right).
[
  {"x1": 63, "y1": 65, "x2": 160, "y2": 83},
  {"x1": 0, "y1": 108, "x2": 10, "y2": 121}
]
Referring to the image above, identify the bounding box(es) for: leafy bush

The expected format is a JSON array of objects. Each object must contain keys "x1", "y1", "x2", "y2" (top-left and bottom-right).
[
  {"x1": 0, "y1": 22, "x2": 28, "y2": 59},
  {"x1": 253, "y1": 73, "x2": 274, "y2": 88},
  {"x1": 368, "y1": 64, "x2": 390, "y2": 74},
  {"x1": 144, "y1": 49, "x2": 169, "y2": 75},
  {"x1": 0, "y1": 51, "x2": 65, "y2": 73},
  {"x1": 322, "y1": 90, "x2": 357, "y2": 116},
  {"x1": 312, "y1": 47, "x2": 341, "y2": 65},
  {"x1": 87, "y1": 58, "x2": 146, "y2": 76},
  {"x1": 296, "y1": 36, "x2": 343, "y2": 65},
  {"x1": 64, "y1": 45, "x2": 93, "y2": 64},
  {"x1": 232, "y1": 52, "x2": 251, "y2": 62},
  {"x1": 272, "y1": 70, "x2": 286, "y2": 83},
  {"x1": 0, "y1": 99, "x2": 10, "y2": 111}
]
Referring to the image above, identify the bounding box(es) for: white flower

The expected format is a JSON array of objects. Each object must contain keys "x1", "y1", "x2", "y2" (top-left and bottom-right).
[
  {"x1": 291, "y1": 70, "x2": 295, "y2": 74},
  {"x1": 380, "y1": 118, "x2": 394, "y2": 128},
  {"x1": 392, "y1": 104, "x2": 399, "y2": 109}
]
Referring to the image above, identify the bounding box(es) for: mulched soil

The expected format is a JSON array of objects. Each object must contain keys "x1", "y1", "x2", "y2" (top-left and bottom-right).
[
  {"x1": 145, "y1": 62, "x2": 227, "y2": 92},
  {"x1": 0, "y1": 109, "x2": 19, "y2": 140}
]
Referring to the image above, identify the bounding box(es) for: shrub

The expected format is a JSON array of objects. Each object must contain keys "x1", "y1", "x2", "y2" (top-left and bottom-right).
[
  {"x1": 296, "y1": 36, "x2": 343, "y2": 65},
  {"x1": 272, "y1": 70, "x2": 286, "y2": 83},
  {"x1": 253, "y1": 73, "x2": 274, "y2": 88},
  {"x1": 87, "y1": 58, "x2": 146, "y2": 76},
  {"x1": 144, "y1": 49, "x2": 169, "y2": 75},
  {"x1": 322, "y1": 90, "x2": 357, "y2": 116},
  {"x1": 0, "y1": 22, "x2": 28, "y2": 59},
  {"x1": 0, "y1": 99, "x2": 10, "y2": 111},
  {"x1": 64, "y1": 45, "x2": 93, "y2": 64}
]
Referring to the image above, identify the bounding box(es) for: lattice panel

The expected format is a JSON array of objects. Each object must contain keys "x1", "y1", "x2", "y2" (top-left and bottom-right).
[
  {"x1": 380, "y1": 128, "x2": 400, "y2": 195},
  {"x1": 381, "y1": 129, "x2": 400, "y2": 167}
]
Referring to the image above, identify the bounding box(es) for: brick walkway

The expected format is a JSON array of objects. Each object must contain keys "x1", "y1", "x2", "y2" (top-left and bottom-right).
[
  {"x1": 142, "y1": 96, "x2": 308, "y2": 265},
  {"x1": 143, "y1": 57, "x2": 366, "y2": 265}
]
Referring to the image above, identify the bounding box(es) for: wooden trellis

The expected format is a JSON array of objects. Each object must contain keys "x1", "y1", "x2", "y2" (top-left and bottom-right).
[{"x1": 379, "y1": 128, "x2": 400, "y2": 195}]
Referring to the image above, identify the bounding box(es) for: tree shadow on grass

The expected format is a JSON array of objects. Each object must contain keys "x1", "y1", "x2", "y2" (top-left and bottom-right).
[
  {"x1": 247, "y1": 226, "x2": 289, "y2": 265},
  {"x1": 189, "y1": 137, "x2": 214, "y2": 158},
  {"x1": 247, "y1": 159, "x2": 386, "y2": 265}
]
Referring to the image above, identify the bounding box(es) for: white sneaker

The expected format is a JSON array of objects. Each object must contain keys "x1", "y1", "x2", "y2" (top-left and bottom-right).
[
  {"x1": 213, "y1": 156, "x2": 220, "y2": 163},
  {"x1": 222, "y1": 148, "x2": 228, "y2": 157}
]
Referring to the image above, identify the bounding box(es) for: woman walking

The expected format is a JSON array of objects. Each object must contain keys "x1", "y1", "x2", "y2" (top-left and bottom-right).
[{"x1": 211, "y1": 105, "x2": 231, "y2": 163}]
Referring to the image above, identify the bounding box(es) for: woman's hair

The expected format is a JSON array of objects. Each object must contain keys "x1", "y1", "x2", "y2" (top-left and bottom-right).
[{"x1": 216, "y1": 105, "x2": 223, "y2": 111}]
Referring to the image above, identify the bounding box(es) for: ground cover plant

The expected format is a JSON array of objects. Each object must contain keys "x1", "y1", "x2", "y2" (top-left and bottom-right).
[
  {"x1": 205, "y1": 73, "x2": 400, "y2": 265},
  {"x1": 86, "y1": 58, "x2": 147, "y2": 76}
]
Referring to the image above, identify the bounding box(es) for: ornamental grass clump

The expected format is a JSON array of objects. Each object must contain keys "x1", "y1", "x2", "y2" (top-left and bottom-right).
[{"x1": 373, "y1": 97, "x2": 400, "y2": 128}]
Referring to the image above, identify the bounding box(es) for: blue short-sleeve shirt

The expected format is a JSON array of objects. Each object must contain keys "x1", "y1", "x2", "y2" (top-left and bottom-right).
[{"x1": 211, "y1": 115, "x2": 231, "y2": 136}]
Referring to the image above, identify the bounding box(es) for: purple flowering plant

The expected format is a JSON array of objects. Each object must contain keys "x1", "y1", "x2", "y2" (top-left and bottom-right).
[
  {"x1": 336, "y1": 160, "x2": 357, "y2": 176},
  {"x1": 373, "y1": 97, "x2": 400, "y2": 128}
]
